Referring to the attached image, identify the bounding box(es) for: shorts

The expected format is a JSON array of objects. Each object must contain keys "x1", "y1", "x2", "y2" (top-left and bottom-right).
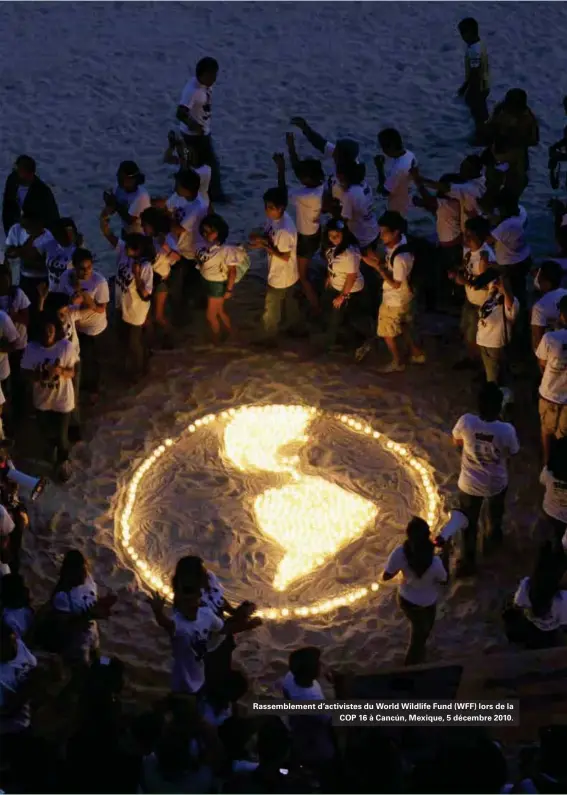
[
  {"x1": 202, "y1": 278, "x2": 227, "y2": 298},
  {"x1": 539, "y1": 398, "x2": 567, "y2": 437},
  {"x1": 377, "y1": 302, "x2": 413, "y2": 338},
  {"x1": 460, "y1": 300, "x2": 480, "y2": 345},
  {"x1": 153, "y1": 273, "x2": 169, "y2": 294},
  {"x1": 297, "y1": 231, "x2": 321, "y2": 260}
]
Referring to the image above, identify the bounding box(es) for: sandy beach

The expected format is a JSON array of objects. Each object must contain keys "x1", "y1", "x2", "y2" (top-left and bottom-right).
[{"x1": 0, "y1": 1, "x2": 564, "y2": 701}]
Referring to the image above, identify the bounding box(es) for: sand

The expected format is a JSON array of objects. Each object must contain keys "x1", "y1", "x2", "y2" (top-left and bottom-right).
[{"x1": 0, "y1": 1, "x2": 563, "y2": 700}]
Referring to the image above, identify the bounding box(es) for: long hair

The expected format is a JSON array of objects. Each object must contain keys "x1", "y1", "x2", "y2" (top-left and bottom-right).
[
  {"x1": 322, "y1": 218, "x2": 358, "y2": 255},
  {"x1": 53, "y1": 549, "x2": 89, "y2": 595},
  {"x1": 403, "y1": 517, "x2": 434, "y2": 578}
]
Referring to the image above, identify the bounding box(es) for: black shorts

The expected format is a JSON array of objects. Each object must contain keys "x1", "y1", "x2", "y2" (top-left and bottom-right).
[{"x1": 297, "y1": 231, "x2": 321, "y2": 260}]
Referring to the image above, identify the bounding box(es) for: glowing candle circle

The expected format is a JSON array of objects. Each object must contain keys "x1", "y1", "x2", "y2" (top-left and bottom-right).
[{"x1": 116, "y1": 405, "x2": 444, "y2": 620}]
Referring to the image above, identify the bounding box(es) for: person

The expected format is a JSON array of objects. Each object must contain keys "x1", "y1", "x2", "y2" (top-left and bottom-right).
[
  {"x1": 485, "y1": 89, "x2": 539, "y2": 198},
  {"x1": 141, "y1": 207, "x2": 179, "y2": 348},
  {"x1": 0, "y1": 307, "x2": 20, "y2": 402},
  {"x1": 100, "y1": 212, "x2": 154, "y2": 381},
  {"x1": 21, "y1": 311, "x2": 78, "y2": 481},
  {"x1": 490, "y1": 191, "x2": 531, "y2": 309},
  {"x1": 457, "y1": 17, "x2": 490, "y2": 136},
  {"x1": 548, "y1": 95, "x2": 567, "y2": 190},
  {"x1": 163, "y1": 131, "x2": 212, "y2": 203},
  {"x1": 476, "y1": 273, "x2": 519, "y2": 385},
  {"x1": 0, "y1": 266, "x2": 30, "y2": 427},
  {"x1": 452, "y1": 382, "x2": 520, "y2": 576},
  {"x1": 276, "y1": 139, "x2": 324, "y2": 313},
  {"x1": 383, "y1": 517, "x2": 447, "y2": 665},
  {"x1": 540, "y1": 437, "x2": 567, "y2": 550},
  {"x1": 176, "y1": 57, "x2": 225, "y2": 203},
  {"x1": 200, "y1": 668, "x2": 248, "y2": 728},
  {"x1": 531, "y1": 260, "x2": 567, "y2": 351},
  {"x1": 317, "y1": 218, "x2": 365, "y2": 349},
  {"x1": 450, "y1": 215, "x2": 496, "y2": 369},
  {"x1": 358, "y1": 210, "x2": 425, "y2": 372},
  {"x1": 536, "y1": 296, "x2": 567, "y2": 461},
  {"x1": 0, "y1": 620, "x2": 38, "y2": 737},
  {"x1": 415, "y1": 155, "x2": 486, "y2": 232},
  {"x1": 4, "y1": 208, "x2": 54, "y2": 306},
  {"x1": 42, "y1": 216, "x2": 82, "y2": 293},
  {"x1": 375, "y1": 128, "x2": 417, "y2": 216},
  {"x1": 336, "y1": 160, "x2": 380, "y2": 252},
  {"x1": 0, "y1": 573, "x2": 34, "y2": 640},
  {"x1": 59, "y1": 248, "x2": 109, "y2": 403},
  {"x1": 249, "y1": 187, "x2": 301, "y2": 345},
  {"x1": 104, "y1": 161, "x2": 151, "y2": 235},
  {"x1": 2, "y1": 154, "x2": 59, "y2": 235},
  {"x1": 196, "y1": 213, "x2": 237, "y2": 342},
  {"x1": 513, "y1": 541, "x2": 567, "y2": 648},
  {"x1": 51, "y1": 549, "x2": 116, "y2": 667}
]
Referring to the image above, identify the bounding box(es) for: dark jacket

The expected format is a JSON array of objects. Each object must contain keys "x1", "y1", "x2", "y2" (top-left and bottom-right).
[{"x1": 2, "y1": 171, "x2": 60, "y2": 234}]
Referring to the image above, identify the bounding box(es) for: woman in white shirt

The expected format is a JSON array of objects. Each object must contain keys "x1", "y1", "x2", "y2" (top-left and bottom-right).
[
  {"x1": 104, "y1": 161, "x2": 150, "y2": 236},
  {"x1": 540, "y1": 437, "x2": 567, "y2": 550},
  {"x1": 319, "y1": 218, "x2": 364, "y2": 349},
  {"x1": 196, "y1": 214, "x2": 237, "y2": 342},
  {"x1": 383, "y1": 517, "x2": 447, "y2": 665},
  {"x1": 490, "y1": 192, "x2": 531, "y2": 309}
]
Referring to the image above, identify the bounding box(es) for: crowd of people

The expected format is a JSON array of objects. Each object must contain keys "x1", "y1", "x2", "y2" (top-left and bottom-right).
[{"x1": 1, "y1": 17, "x2": 567, "y2": 793}]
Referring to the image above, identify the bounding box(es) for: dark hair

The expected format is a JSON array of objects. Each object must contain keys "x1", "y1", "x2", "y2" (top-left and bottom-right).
[
  {"x1": 0, "y1": 573, "x2": 30, "y2": 609},
  {"x1": 336, "y1": 159, "x2": 365, "y2": 187},
  {"x1": 53, "y1": 549, "x2": 89, "y2": 595},
  {"x1": 378, "y1": 210, "x2": 407, "y2": 235},
  {"x1": 117, "y1": 160, "x2": 145, "y2": 186},
  {"x1": 172, "y1": 555, "x2": 208, "y2": 596},
  {"x1": 403, "y1": 517, "x2": 434, "y2": 578},
  {"x1": 21, "y1": 207, "x2": 44, "y2": 225},
  {"x1": 378, "y1": 127, "x2": 403, "y2": 152},
  {"x1": 296, "y1": 157, "x2": 324, "y2": 187},
  {"x1": 123, "y1": 233, "x2": 155, "y2": 263},
  {"x1": 199, "y1": 213, "x2": 229, "y2": 244},
  {"x1": 175, "y1": 168, "x2": 200, "y2": 195},
  {"x1": 44, "y1": 292, "x2": 72, "y2": 314},
  {"x1": 289, "y1": 646, "x2": 321, "y2": 688},
  {"x1": 537, "y1": 260, "x2": 564, "y2": 291},
  {"x1": 460, "y1": 154, "x2": 483, "y2": 179},
  {"x1": 558, "y1": 294, "x2": 567, "y2": 319},
  {"x1": 71, "y1": 247, "x2": 94, "y2": 269},
  {"x1": 458, "y1": 17, "x2": 479, "y2": 35},
  {"x1": 528, "y1": 541, "x2": 563, "y2": 619},
  {"x1": 477, "y1": 382, "x2": 503, "y2": 421},
  {"x1": 334, "y1": 138, "x2": 359, "y2": 162},
  {"x1": 504, "y1": 88, "x2": 528, "y2": 112},
  {"x1": 548, "y1": 437, "x2": 567, "y2": 482},
  {"x1": 27, "y1": 310, "x2": 65, "y2": 345},
  {"x1": 322, "y1": 217, "x2": 358, "y2": 254},
  {"x1": 141, "y1": 207, "x2": 171, "y2": 237},
  {"x1": 196, "y1": 56, "x2": 219, "y2": 78},
  {"x1": 15, "y1": 154, "x2": 36, "y2": 173},
  {"x1": 206, "y1": 669, "x2": 248, "y2": 709},
  {"x1": 496, "y1": 190, "x2": 520, "y2": 218},
  {"x1": 464, "y1": 215, "x2": 491, "y2": 242},
  {"x1": 53, "y1": 217, "x2": 78, "y2": 239},
  {"x1": 263, "y1": 186, "x2": 288, "y2": 210}
]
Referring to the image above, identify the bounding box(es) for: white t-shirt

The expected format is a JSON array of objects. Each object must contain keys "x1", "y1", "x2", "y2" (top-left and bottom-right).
[
  {"x1": 0, "y1": 289, "x2": 30, "y2": 350},
  {"x1": 491, "y1": 207, "x2": 530, "y2": 265},
  {"x1": 382, "y1": 235, "x2": 414, "y2": 308},
  {"x1": 0, "y1": 638, "x2": 37, "y2": 734},
  {"x1": 384, "y1": 150, "x2": 417, "y2": 216},
  {"x1": 476, "y1": 291, "x2": 519, "y2": 348},
  {"x1": 341, "y1": 183, "x2": 379, "y2": 249},
  {"x1": 0, "y1": 311, "x2": 18, "y2": 380},
  {"x1": 150, "y1": 241, "x2": 177, "y2": 280},
  {"x1": 514, "y1": 577, "x2": 567, "y2": 632},
  {"x1": 178, "y1": 76, "x2": 212, "y2": 137},
  {"x1": 282, "y1": 671, "x2": 325, "y2": 702},
  {"x1": 61, "y1": 310, "x2": 81, "y2": 360},
  {"x1": 200, "y1": 570, "x2": 225, "y2": 615},
  {"x1": 531, "y1": 288, "x2": 567, "y2": 331},
  {"x1": 114, "y1": 185, "x2": 151, "y2": 235},
  {"x1": 114, "y1": 242, "x2": 153, "y2": 326},
  {"x1": 448, "y1": 177, "x2": 486, "y2": 231},
  {"x1": 291, "y1": 186, "x2": 324, "y2": 236},
  {"x1": 385, "y1": 545, "x2": 447, "y2": 607},
  {"x1": 44, "y1": 240, "x2": 75, "y2": 293},
  {"x1": 4, "y1": 225, "x2": 52, "y2": 279},
  {"x1": 2, "y1": 607, "x2": 34, "y2": 639},
  {"x1": 0, "y1": 505, "x2": 15, "y2": 537},
  {"x1": 60, "y1": 269, "x2": 109, "y2": 336},
  {"x1": 265, "y1": 212, "x2": 299, "y2": 289},
  {"x1": 196, "y1": 243, "x2": 236, "y2": 283},
  {"x1": 53, "y1": 576, "x2": 99, "y2": 657},
  {"x1": 540, "y1": 467, "x2": 567, "y2": 523},
  {"x1": 436, "y1": 197, "x2": 462, "y2": 244},
  {"x1": 166, "y1": 192, "x2": 208, "y2": 259},
  {"x1": 325, "y1": 245, "x2": 364, "y2": 293},
  {"x1": 170, "y1": 606, "x2": 224, "y2": 694},
  {"x1": 323, "y1": 141, "x2": 362, "y2": 204},
  {"x1": 453, "y1": 413, "x2": 520, "y2": 497},
  {"x1": 463, "y1": 244, "x2": 496, "y2": 306},
  {"x1": 21, "y1": 338, "x2": 78, "y2": 412},
  {"x1": 536, "y1": 328, "x2": 567, "y2": 405}
]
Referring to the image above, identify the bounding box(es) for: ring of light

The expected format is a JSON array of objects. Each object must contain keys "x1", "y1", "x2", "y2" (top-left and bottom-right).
[{"x1": 117, "y1": 405, "x2": 444, "y2": 621}]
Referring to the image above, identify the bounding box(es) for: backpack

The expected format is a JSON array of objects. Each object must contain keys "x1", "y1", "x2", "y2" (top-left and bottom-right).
[{"x1": 390, "y1": 234, "x2": 436, "y2": 294}]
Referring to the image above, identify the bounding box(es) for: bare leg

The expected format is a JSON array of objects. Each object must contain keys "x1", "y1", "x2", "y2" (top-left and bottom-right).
[
  {"x1": 219, "y1": 298, "x2": 232, "y2": 334},
  {"x1": 153, "y1": 290, "x2": 173, "y2": 346},
  {"x1": 206, "y1": 297, "x2": 224, "y2": 341},
  {"x1": 298, "y1": 256, "x2": 319, "y2": 312},
  {"x1": 384, "y1": 336, "x2": 403, "y2": 366}
]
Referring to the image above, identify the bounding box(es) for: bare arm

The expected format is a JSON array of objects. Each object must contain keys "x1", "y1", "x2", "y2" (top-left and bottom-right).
[
  {"x1": 290, "y1": 117, "x2": 326, "y2": 153},
  {"x1": 99, "y1": 212, "x2": 119, "y2": 249}
]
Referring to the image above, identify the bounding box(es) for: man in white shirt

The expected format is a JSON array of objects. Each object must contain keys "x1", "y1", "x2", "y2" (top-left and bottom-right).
[
  {"x1": 531, "y1": 260, "x2": 567, "y2": 351},
  {"x1": 490, "y1": 193, "x2": 531, "y2": 309},
  {"x1": 176, "y1": 57, "x2": 225, "y2": 203},
  {"x1": 249, "y1": 187, "x2": 301, "y2": 345},
  {"x1": 375, "y1": 128, "x2": 417, "y2": 217},
  {"x1": 452, "y1": 382, "x2": 519, "y2": 576},
  {"x1": 476, "y1": 275, "x2": 519, "y2": 385},
  {"x1": 536, "y1": 296, "x2": 567, "y2": 461}
]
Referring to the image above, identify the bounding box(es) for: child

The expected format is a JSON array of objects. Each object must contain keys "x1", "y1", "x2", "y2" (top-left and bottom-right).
[
  {"x1": 249, "y1": 187, "x2": 301, "y2": 344},
  {"x1": 4, "y1": 208, "x2": 54, "y2": 306},
  {"x1": 540, "y1": 437, "x2": 567, "y2": 551},
  {"x1": 196, "y1": 214, "x2": 237, "y2": 342},
  {"x1": 359, "y1": 211, "x2": 425, "y2": 372},
  {"x1": 141, "y1": 207, "x2": 179, "y2": 348},
  {"x1": 275, "y1": 138, "x2": 324, "y2": 312},
  {"x1": 476, "y1": 274, "x2": 519, "y2": 385},
  {"x1": 21, "y1": 312, "x2": 78, "y2": 481},
  {"x1": 104, "y1": 161, "x2": 150, "y2": 235},
  {"x1": 450, "y1": 216, "x2": 496, "y2": 369},
  {"x1": 337, "y1": 160, "x2": 380, "y2": 251},
  {"x1": 531, "y1": 260, "x2": 567, "y2": 351},
  {"x1": 0, "y1": 573, "x2": 33, "y2": 640},
  {"x1": 99, "y1": 212, "x2": 153, "y2": 381},
  {"x1": 535, "y1": 296, "x2": 567, "y2": 462},
  {"x1": 375, "y1": 128, "x2": 418, "y2": 217},
  {"x1": 43, "y1": 217, "x2": 82, "y2": 293},
  {"x1": 200, "y1": 669, "x2": 248, "y2": 727},
  {"x1": 416, "y1": 156, "x2": 486, "y2": 232},
  {"x1": 163, "y1": 132, "x2": 212, "y2": 203},
  {"x1": 0, "y1": 265, "x2": 30, "y2": 427},
  {"x1": 457, "y1": 17, "x2": 490, "y2": 137},
  {"x1": 490, "y1": 191, "x2": 531, "y2": 309}
]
